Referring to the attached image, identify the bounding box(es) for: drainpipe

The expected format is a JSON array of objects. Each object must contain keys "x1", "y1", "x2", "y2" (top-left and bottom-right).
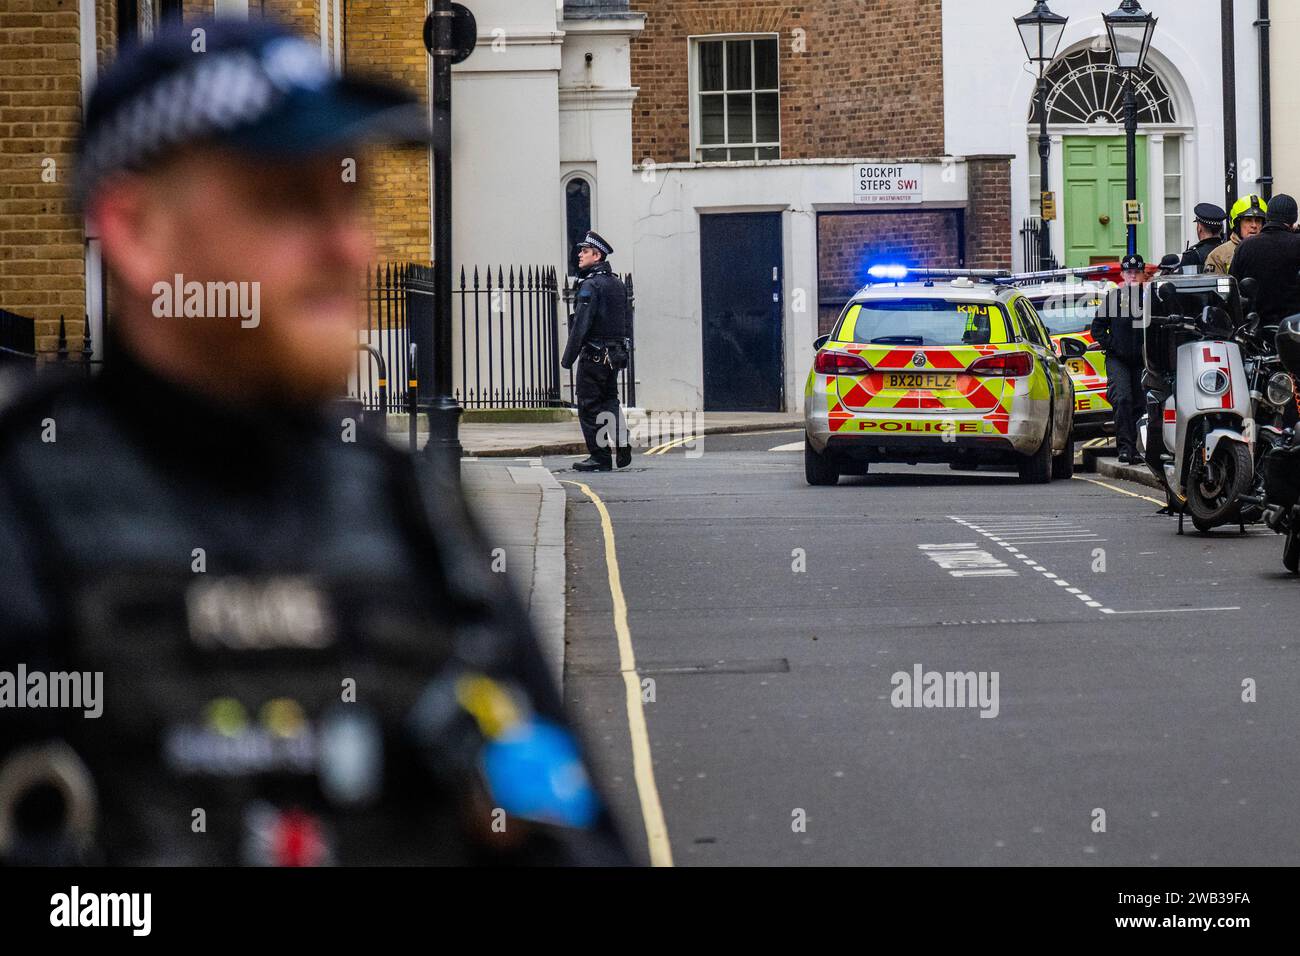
[
  {"x1": 79, "y1": 0, "x2": 102, "y2": 360},
  {"x1": 1222, "y1": 0, "x2": 1238, "y2": 216},
  {"x1": 1257, "y1": 0, "x2": 1273, "y2": 199}
]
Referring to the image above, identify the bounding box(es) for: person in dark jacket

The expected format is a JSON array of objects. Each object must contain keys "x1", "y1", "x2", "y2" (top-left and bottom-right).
[
  {"x1": 1091, "y1": 254, "x2": 1149, "y2": 464},
  {"x1": 0, "y1": 19, "x2": 628, "y2": 867},
  {"x1": 561, "y1": 232, "x2": 632, "y2": 472},
  {"x1": 1179, "y1": 203, "x2": 1227, "y2": 273},
  {"x1": 1230, "y1": 193, "x2": 1300, "y2": 325}
]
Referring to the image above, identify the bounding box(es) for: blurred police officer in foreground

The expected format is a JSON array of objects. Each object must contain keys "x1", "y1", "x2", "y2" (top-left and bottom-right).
[
  {"x1": 561, "y1": 232, "x2": 631, "y2": 472},
  {"x1": 0, "y1": 19, "x2": 627, "y2": 866},
  {"x1": 1091, "y1": 254, "x2": 1148, "y2": 464},
  {"x1": 1179, "y1": 203, "x2": 1227, "y2": 273},
  {"x1": 1205, "y1": 194, "x2": 1267, "y2": 275}
]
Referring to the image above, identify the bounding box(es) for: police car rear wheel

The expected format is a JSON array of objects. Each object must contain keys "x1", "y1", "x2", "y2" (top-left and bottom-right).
[
  {"x1": 1051, "y1": 432, "x2": 1075, "y2": 480},
  {"x1": 1019, "y1": 418, "x2": 1053, "y2": 484},
  {"x1": 805, "y1": 438, "x2": 840, "y2": 486}
]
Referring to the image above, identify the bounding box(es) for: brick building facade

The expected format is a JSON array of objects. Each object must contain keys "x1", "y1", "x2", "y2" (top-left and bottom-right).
[
  {"x1": 0, "y1": 0, "x2": 430, "y2": 356},
  {"x1": 1, "y1": 0, "x2": 88, "y2": 353},
  {"x1": 3, "y1": 1, "x2": 1016, "y2": 413},
  {"x1": 630, "y1": 0, "x2": 945, "y2": 165}
]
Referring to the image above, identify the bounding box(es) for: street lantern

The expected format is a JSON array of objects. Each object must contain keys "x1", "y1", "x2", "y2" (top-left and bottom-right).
[
  {"x1": 1103, "y1": 0, "x2": 1157, "y2": 71},
  {"x1": 1015, "y1": 2, "x2": 1068, "y2": 271},
  {"x1": 1015, "y1": 1, "x2": 1069, "y2": 69},
  {"x1": 1102, "y1": 0, "x2": 1157, "y2": 259}
]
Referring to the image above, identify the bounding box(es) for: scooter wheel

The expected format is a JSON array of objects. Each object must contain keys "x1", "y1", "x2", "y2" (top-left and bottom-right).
[
  {"x1": 1186, "y1": 438, "x2": 1253, "y2": 530},
  {"x1": 1284, "y1": 526, "x2": 1300, "y2": 574}
]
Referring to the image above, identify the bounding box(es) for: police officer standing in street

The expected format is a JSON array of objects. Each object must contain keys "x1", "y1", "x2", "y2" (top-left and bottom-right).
[
  {"x1": 1091, "y1": 254, "x2": 1149, "y2": 464},
  {"x1": 1179, "y1": 202, "x2": 1227, "y2": 273},
  {"x1": 0, "y1": 19, "x2": 627, "y2": 866},
  {"x1": 562, "y1": 231, "x2": 632, "y2": 472}
]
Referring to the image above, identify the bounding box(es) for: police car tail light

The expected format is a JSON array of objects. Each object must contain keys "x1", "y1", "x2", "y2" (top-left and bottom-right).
[
  {"x1": 968, "y1": 352, "x2": 1033, "y2": 377},
  {"x1": 814, "y1": 351, "x2": 872, "y2": 375}
]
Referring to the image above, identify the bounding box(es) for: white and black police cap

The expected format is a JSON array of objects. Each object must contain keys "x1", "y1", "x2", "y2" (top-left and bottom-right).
[
  {"x1": 74, "y1": 17, "x2": 436, "y2": 207},
  {"x1": 577, "y1": 231, "x2": 614, "y2": 258}
]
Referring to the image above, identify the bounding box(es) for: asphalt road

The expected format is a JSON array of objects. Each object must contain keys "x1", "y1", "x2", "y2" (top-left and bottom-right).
[{"x1": 548, "y1": 430, "x2": 1300, "y2": 866}]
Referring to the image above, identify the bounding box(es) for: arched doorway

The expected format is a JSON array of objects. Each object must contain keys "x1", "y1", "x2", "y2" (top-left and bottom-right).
[{"x1": 1028, "y1": 46, "x2": 1190, "y2": 267}]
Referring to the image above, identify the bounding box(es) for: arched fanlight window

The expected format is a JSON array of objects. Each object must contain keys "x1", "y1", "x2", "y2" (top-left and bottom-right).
[
  {"x1": 1028, "y1": 47, "x2": 1176, "y2": 125},
  {"x1": 565, "y1": 177, "x2": 593, "y2": 276}
]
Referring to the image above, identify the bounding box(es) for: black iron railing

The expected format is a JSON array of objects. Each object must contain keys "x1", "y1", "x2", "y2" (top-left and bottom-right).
[
  {"x1": 352, "y1": 262, "x2": 567, "y2": 413},
  {"x1": 0, "y1": 312, "x2": 97, "y2": 373},
  {"x1": 0, "y1": 309, "x2": 37, "y2": 367},
  {"x1": 353, "y1": 264, "x2": 413, "y2": 414},
  {"x1": 1020, "y1": 216, "x2": 1058, "y2": 273},
  {"x1": 455, "y1": 264, "x2": 562, "y2": 409}
]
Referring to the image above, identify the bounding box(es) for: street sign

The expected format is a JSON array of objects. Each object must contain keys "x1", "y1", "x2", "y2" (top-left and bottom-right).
[
  {"x1": 1041, "y1": 191, "x2": 1057, "y2": 221},
  {"x1": 1125, "y1": 200, "x2": 1143, "y2": 226},
  {"x1": 423, "y1": 3, "x2": 477, "y2": 64},
  {"x1": 853, "y1": 163, "x2": 923, "y2": 205}
]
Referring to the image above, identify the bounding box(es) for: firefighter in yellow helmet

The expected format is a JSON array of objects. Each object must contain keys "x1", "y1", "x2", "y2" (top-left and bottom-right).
[{"x1": 1205, "y1": 194, "x2": 1268, "y2": 275}]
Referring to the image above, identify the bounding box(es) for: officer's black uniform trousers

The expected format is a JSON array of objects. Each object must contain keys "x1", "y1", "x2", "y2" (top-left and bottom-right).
[
  {"x1": 1107, "y1": 356, "x2": 1146, "y2": 457},
  {"x1": 577, "y1": 351, "x2": 623, "y2": 464}
]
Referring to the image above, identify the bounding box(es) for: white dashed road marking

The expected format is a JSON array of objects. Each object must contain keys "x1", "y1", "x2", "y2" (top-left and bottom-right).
[{"x1": 948, "y1": 516, "x2": 1240, "y2": 616}]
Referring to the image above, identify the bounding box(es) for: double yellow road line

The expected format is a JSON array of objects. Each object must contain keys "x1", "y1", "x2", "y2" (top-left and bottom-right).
[
  {"x1": 562, "y1": 480, "x2": 674, "y2": 867},
  {"x1": 643, "y1": 434, "x2": 702, "y2": 456}
]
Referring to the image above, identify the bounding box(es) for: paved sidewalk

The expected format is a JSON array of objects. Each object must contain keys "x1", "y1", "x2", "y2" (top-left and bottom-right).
[
  {"x1": 1095, "y1": 456, "x2": 1166, "y2": 491},
  {"x1": 461, "y1": 458, "x2": 566, "y2": 690},
  {"x1": 393, "y1": 410, "x2": 804, "y2": 457}
]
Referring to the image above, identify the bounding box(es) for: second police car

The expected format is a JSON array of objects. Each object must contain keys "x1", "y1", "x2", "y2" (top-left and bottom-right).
[
  {"x1": 1014, "y1": 270, "x2": 1117, "y2": 440},
  {"x1": 804, "y1": 267, "x2": 1075, "y2": 486}
]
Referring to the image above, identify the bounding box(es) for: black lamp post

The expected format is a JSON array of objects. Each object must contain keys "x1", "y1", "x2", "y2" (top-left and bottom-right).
[
  {"x1": 423, "y1": 1, "x2": 476, "y2": 476},
  {"x1": 1103, "y1": 0, "x2": 1158, "y2": 259},
  {"x1": 1015, "y1": 2, "x2": 1069, "y2": 271}
]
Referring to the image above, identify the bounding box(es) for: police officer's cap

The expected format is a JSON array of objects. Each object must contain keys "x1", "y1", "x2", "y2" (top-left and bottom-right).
[
  {"x1": 75, "y1": 18, "x2": 435, "y2": 206},
  {"x1": 1193, "y1": 203, "x2": 1227, "y2": 227},
  {"x1": 577, "y1": 231, "x2": 614, "y2": 258},
  {"x1": 1120, "y1": 253, "x2": 1145, "y2": 272}
]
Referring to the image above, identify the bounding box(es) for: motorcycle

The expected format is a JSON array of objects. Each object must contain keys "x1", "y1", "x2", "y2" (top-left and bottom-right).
[
  {"x1": 1260, "y1": 313, "x2": 1300, "y2": 572},
  {"x1": 1139, "y1": 274, "x2": 1273, "y2": 533}
]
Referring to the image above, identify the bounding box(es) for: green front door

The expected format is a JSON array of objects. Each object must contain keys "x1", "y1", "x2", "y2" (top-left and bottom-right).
[{"x1": 1063, "y1": 135, "x2": 1148, "y2": 267}]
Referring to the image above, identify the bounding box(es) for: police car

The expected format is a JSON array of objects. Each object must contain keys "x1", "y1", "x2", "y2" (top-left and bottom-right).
[
  {"x1": 804, "y1": 267, "x2": 1075, "y2": 486},
  {"x1": 1014, "y1": 271, "x2": 1116, "y2": 440}
]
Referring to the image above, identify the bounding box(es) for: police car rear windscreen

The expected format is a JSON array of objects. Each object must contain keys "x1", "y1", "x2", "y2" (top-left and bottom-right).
[
  {"x1": 835, "y1": 300, "x2": 1008, "y2": 347},
  {"x1": 1033, "y1": 294, "x2": 1101, "y2": 336}
]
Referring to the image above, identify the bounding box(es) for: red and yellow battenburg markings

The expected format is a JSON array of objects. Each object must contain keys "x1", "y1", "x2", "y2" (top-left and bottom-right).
[
  {"x1": 1053, "y1": 331, "x2": 1111, "y2": 413},
  {"x1": 821, "y1": 344, "x2": 1016, "y2": 435}
]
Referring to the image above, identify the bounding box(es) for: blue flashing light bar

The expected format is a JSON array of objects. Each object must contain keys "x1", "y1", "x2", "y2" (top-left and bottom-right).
[{"x1": 864, "y1": 266, "x2": 1011, "y2": 284}]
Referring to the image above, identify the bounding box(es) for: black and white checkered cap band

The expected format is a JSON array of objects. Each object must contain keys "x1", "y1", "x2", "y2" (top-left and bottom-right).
[
  {"x1": 580, "y1": 234, "x2": 612, "y2": 256},
  {"x1": 75, "y1": 48, "x2": 283, "y2": 204}
]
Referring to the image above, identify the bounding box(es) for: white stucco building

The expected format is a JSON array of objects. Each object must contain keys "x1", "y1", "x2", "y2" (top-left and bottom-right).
[{"x1": 946, "y1": 0, "x2": 1267, "y2": 269}]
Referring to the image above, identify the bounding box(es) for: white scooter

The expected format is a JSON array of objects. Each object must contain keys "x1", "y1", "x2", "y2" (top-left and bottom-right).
[{"x1": 1141, "y1": 275, "x2": 1257, "y2": 533}]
